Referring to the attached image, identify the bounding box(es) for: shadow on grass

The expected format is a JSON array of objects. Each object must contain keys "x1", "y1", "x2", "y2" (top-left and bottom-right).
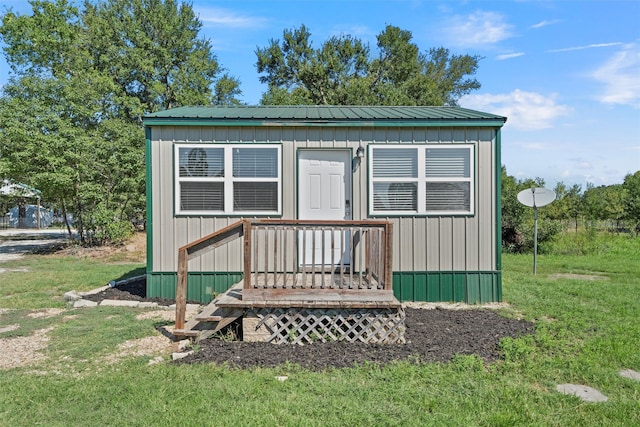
[{"x1": 112, "y1": 267, "x2": 146, "y2": 282}]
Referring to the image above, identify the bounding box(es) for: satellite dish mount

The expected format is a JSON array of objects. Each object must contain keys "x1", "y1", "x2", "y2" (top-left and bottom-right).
[{"x1": 516, "y1": 187, "x2": 556, "y2": 275}]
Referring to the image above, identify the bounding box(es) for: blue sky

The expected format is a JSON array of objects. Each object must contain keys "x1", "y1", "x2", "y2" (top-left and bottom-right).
[{"x1": 1, "y1": 0, "x2": 639, "y2": 188}]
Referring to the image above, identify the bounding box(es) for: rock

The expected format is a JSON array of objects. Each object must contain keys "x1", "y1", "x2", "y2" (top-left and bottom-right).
[
  {"x1": 99, "y1": 300, "x2": 140, "y2": 307},
  {"x1": 556, "y1": 384, "x2": 608, "y2": 402},
  {"x1": 78, "y1": 285, "x2": 110, "y2": 296},
  {"x1": 138, "y1": 302, "x2": 159, "y2": 309},
  {"x1": 619, "y1": 369, "x2": 640, "y2": 381},
  {"x1": 172, "y1": 351, "x2": 194, "y2": 360},
  {"x1": 0, "y1": 324, "x2": 19, "y2": 333},
  {"x1": 64, "y1": 291, "x2": 81, "y2": 302},
  {"x1": 73, "y1": 299, "x2": 98, "y2": 308},
  {"x1": 148, "y1": 356, "x2": 164, "y2": 365},
  {"x1": 275, "y1": 376, "x2": 288, "y2": 382},
  {"x1": 177, "y1": 339, "x2": 191, "y2": 351}
]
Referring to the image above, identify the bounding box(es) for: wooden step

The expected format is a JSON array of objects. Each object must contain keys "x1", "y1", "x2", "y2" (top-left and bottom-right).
[
  {"x1": 195, "y1": 300, "x2": 223, "y2": 321},
  {"x1": 173, "y1": 296, "x2": 244, "y2": 338}
]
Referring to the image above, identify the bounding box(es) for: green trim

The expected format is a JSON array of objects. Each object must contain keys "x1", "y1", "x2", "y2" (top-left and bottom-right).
[
  {"x1": 146, "y1": 272, "x2": 243, "y2": 303},
  {"x1": 144, "y1": 119, "x2": 507, "y2": 128},
  {"x1": 393, "y1": 271, "x2": 502, "y2": 304},
  {"x1": 147, "y1": 270, "x2": 501, "y2": 304},
  {"x1": 495, "y1": 129, "x2": 502, "y2": 271},
  {"x1": 145, "y1": 127, "x2": 153, "y2": 272}
]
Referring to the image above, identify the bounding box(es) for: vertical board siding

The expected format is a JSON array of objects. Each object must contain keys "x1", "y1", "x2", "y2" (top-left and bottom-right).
[
  {"x1": 150, "y1": 125, "x2": 499, "y2": 295},
  {"x1": 389, "y1": 272, "x2": 501, "y2": 304}
]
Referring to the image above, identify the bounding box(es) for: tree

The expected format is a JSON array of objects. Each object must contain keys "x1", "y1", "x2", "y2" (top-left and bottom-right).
[
  {"x1": 500, "y1": 167, "x2": 560, "y2": 253},
  {"x1": 256, "y1": 25, "x2": 481, "y2": 106},
  {"x1": 83, "y1": 0, "x2": 241, "y2": 119},
  {"x1": 623, "y1": 171, "x2": 640, "y2": 235},
  {"x1": 0, "y1": 0, "x2": 240, "y2": 243},
  {"x1": 583, "y1": 183, "x2": 626, "y2": 229}
]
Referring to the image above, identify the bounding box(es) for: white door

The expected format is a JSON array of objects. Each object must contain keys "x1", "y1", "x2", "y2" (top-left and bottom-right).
[{"x1": 298, "y1": 150, "x2": 351, "y2": 266}]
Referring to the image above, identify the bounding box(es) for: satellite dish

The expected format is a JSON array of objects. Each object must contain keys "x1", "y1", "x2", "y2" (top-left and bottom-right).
[{"x1": 517, "y1": 187, "x2": 556, "y2": 208}]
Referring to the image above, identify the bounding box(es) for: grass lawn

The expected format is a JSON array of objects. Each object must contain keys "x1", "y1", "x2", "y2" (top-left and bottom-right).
[{"x1": 0, "y1": 233, "x2": 639, "y2": 426}]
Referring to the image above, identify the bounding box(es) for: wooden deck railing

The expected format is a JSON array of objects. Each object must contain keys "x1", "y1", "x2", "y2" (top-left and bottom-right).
[{"x1": 175, "y1": 219, "x2": 393, "y2": 330}]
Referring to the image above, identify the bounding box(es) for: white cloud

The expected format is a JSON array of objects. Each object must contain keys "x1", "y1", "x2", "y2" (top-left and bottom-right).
[
  {"x1": 460, "y1": 89, "x2": 571, "y2": 130},
  {"x1": 530, "y1": 19, "x2": 561, "y2": 29},
  {"x1": 548, "y1": 42, "x2": 623, "y2": 53},
  {"x1": 497, "y1": 52, "x2": 525, "y2": 60},
  {"x1": 591, "y1": 43, "x2": 640, "y2": 107},
  {"x1": 444, "y1": 11, "x2": 514, "y2": 47},
  {"x1": 193, "y1": 7, "x2": 267, "y2": 28}
]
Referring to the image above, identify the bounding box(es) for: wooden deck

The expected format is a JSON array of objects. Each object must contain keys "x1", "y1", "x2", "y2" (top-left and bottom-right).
[
  {"x1": 215, "y1": 281, "x2": 400, "y2": 309},
  {"x1": 173, "y1": 219, "x2": 395, "y2": 335}
]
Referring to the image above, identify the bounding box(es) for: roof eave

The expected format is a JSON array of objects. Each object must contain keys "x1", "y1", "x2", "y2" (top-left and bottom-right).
[{"x1": 142, "y1": 118, "x2": 507, "y2": 128}]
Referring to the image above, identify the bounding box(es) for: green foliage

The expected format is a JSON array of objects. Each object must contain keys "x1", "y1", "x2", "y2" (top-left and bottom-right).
[
  {"x1": 622, "y1": 171, "x2": 640, "y2": 235},
  {"x1": 256, "y1": 24, "x2": 481, "y2": 106},
  {"x1": 545, "y1": 229, "x2": 640, "y2": 257},
  {"x1": 0, "y1": 0, "x2": 240, "y2": 245},
  {"x1": 583, "y1": 182, "x2": 626, "y2": 224},
  {"x1": 501, "y1": 166, "x2": 558, "y2": 253},
  {"x1": 87, "y1": 204, "x2": 134, "y2": 245}
]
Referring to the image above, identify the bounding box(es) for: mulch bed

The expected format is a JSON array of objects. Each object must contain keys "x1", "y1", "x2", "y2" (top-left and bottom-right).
[{"x1": 88, "y1": 278, "x2": 535, "y2": 370}]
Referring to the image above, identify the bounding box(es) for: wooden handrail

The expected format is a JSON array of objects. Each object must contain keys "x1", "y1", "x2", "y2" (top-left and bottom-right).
[
  {"x1": 175, "y1": 219, "x2": 393, "y2": 331},
  {"x1": 175, "y1": 220, "x2": 246, "y2": 330}
]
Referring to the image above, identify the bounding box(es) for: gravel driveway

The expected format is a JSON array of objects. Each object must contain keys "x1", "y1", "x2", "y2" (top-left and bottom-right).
[{"x1": 0, "y1": 229, "x2": 70, "y2": 263}]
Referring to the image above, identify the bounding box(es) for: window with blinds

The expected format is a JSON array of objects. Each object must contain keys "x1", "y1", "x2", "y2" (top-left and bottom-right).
[
  {"x1": 175, "y1": 144, "x2": 281, "y2": 215},
  {"x1": 370, "y1": 145, "x2": 474, "y2": 215}
]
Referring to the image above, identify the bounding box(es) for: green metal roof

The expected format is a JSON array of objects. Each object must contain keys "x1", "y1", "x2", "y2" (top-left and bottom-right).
[{"x1": 144, "y1": 105, "x2": 507, "y2": 128}]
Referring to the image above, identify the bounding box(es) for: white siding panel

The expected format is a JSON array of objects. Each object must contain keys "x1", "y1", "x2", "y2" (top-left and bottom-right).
[
  {"x1": 399, "y1": 217, "x2": 414, "y2": 271},
  {"x1": 465, "y1": 215, "x2": 480, "y2": 271},
  {"x1": 426, "y1": 218, "x2": 440, "y2": 269},
  {"x1": 452, "y1": 217, "x2": 466, "y2": 270},
  {"x1": 439, "y1": 217, "x2": 453, "y2": 270},
  {"x1": 413, "y1": 218, "x2": 427, "y2": 270}
]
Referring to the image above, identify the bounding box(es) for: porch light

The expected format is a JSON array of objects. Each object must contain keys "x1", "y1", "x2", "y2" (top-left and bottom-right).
[{"x1": 356, "y1": 145, "x2": 365, "y2": 158}]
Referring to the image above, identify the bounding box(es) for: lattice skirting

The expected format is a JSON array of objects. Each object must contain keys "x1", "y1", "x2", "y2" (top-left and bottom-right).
[{"x1": 242, "y1": 307, "x2": 406, "y2": 345}]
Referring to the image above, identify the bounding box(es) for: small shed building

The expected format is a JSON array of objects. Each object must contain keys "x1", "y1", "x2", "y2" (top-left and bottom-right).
[{"x1": 143, "y1": 105, "x2": 507, "y2": 305}]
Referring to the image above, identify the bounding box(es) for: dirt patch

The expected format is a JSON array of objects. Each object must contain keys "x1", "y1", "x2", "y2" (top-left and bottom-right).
[
  {"x1": 104, "y1": 335, "x2": 175, "y2": 364},
  {"x1": 26, "y1": 308, "x2": 65, "y2": 319},
  {"x1": 0, "y1": 327, "x2": 53, "y2": 369},
  {"x1": 53, "y1": 232, "x2": 146, "y2": 263}
]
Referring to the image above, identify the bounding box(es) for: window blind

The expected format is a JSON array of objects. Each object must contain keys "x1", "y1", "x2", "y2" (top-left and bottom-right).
[
  {"x1": 178, "y1": 147, "x2": 224, "y2": 177},
  {"x1": 180, "y1": 182, "x2": 224, "y2": 211},
  {"x1": 425, "y1": 148, "x2": 470, "y2": 178},
  {"x1": 233, "y1": 147, "x2": 278, "y2": 178},
  {"x1": 372, "y1": 148, "x2": 417, "y2": 178}
]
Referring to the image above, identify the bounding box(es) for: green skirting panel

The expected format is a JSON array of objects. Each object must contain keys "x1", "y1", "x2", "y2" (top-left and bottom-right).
[
  {"x1": 147, "y1": 272, "x2": 243, "y2": 304},
  {"x1": 393, "y1": 271, "x2": 502, "y2": 304},
  {"x1": 148, "y1": 271, "x2": 501, "y2": 304}
]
